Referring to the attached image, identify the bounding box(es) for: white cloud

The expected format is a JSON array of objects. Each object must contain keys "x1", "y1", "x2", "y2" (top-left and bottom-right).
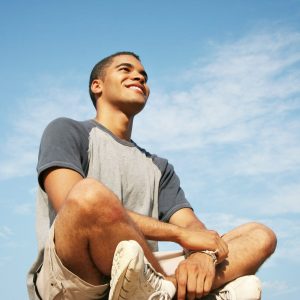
[
  {"x1": 135, "y1": 28, "x2": 300, "y2": 177},
  {"x1": 0, "y1": 226, "x2": 13, "y2": 239},
  {"x1": 1, "y1": 27, "x2": 300, "y2": 184},
  {"x1": 261, "y1": 216, "x2": 300, "y2": 240},
  {"x1": 193, "y1": 212, "x2": 300, "y2": 266},
  {"x1": 263, "y1": 280, "x2": 300, "y2": 296},
  {"x1": 259, "y1": 183, "x2": 300, "y2": 215},
  {"x1": 195, "y1": 212, "x2": 251, "y2": 234},
  {"x1": 0, "y1": 256, "x2": 12, "y2": 267},
  {"x1": 255, "y1": 216, "x2": 300, "y2": 265},
  {"x1": 0, "y1": 80, "x2": 94, "y2": 180},
  {"x1": 29, "y1": 186, "x2": 38, "y2": 195},
  {"x1": 263, "y1": 280, "x2": 288, "y2": 295},
  {"x1": 13, "y1": 202, "x2": 34, "y2": 215},
  {"x1": 276, "y1": 238, "x2": 300, "y2": 264}
]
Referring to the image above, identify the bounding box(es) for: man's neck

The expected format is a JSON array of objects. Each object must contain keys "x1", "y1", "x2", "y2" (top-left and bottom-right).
[{"x1": 95, "y1": 108, "x2": 133, "y2": 141}]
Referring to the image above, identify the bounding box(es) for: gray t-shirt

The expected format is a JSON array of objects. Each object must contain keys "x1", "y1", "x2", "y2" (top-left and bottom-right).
[{"x1": 27, "y1": 117, "x2": 192, "y2": 299}]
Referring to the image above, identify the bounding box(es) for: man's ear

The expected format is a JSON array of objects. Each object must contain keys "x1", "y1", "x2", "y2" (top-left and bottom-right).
[{"x1": 91, "y1": 79, "x2": 103, "y2": 95}]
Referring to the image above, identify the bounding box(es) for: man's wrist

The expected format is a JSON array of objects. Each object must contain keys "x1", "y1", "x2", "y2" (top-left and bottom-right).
[{"x1": 184, "y1": 248, "x2": 218, "y2": 265}]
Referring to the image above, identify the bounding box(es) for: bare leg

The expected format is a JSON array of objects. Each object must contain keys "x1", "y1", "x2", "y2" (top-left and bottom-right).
[
  {"x1": 54, "y1": 178, "x2": 165, "y2": 285},
  {"x1": 212, "y1": 222, "x2": 277, "y2": 290}
]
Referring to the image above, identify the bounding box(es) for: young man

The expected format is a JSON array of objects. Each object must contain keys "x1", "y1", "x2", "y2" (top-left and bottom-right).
[{"x1": 27, "y1": 51, "x2": 277, "y2": 300}]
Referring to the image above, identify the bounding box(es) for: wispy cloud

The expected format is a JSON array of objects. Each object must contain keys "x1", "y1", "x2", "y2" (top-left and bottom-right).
[
  {"x1": 255, "y1": 216, "x2": 300, "y2": 264},
  {"x1": 0, "y1": 256, "x2": 12, "y2": 268},
  {"x1": 13, "y1": 202, "x2": 34, "y2": 215},
  {"x1": 196, "y1": 212, "x2": 251, "y2": 233},
  {"x1": 135, "y1": 28, "x2": 300, "y2": 178},
  {"x1": 259, "y1": 183, "x2": 300, "y2": 215},
  {"x1": 1, "y1": 27, "x2": 300, "y2": 185},
  {"x1": 263, "y1": 280, "x2": 300, "y2": 296},
  {"x1": 0, "y1": 80, "x2": 93, "y2": 180},
  {"x1": 277, "y1": 238, "x2": 300, "y2": 264},
  {"x1": 194, "y1": 212, "x2": 300, "y2": 265},
  {"x1": 0, "y1": 226, "x2": 13, "y2": 239}
]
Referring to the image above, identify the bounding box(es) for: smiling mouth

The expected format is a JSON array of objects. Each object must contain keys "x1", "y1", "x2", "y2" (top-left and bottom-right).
[{"x1": 126, "y1": 84, "x2": 145, "y2": 95}]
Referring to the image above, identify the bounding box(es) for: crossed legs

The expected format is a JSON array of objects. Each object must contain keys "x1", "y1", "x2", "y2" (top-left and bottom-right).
[
  {"x1": 54, "y1": 178, "x2": 165, "y2": 286},
  {"x1": 52, "y1": 178, "x2": 276, "y2": 293}
]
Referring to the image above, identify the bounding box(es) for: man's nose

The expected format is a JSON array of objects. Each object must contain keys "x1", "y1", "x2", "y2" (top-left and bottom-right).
[{"x1": 131, "y1": 70, "x2": 145, "y2": 83}]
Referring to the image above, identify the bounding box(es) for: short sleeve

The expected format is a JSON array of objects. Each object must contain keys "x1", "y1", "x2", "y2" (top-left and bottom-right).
[
  {"x1": 37, "y1": 118, "x2": 89, "y2": 189},
  {"x1": 153, "y1": 156, "x2": 193, "y2": 222}
]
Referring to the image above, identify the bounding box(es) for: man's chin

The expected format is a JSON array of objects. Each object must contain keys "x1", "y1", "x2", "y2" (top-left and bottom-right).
[{"x1": 121, "y1": 100, "x2": 147, "y2": 116}]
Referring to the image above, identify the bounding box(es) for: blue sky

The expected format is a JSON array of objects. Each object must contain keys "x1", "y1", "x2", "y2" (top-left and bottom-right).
[{"x1": 1, "y1": 1, "x2": 300, "y2": 299}]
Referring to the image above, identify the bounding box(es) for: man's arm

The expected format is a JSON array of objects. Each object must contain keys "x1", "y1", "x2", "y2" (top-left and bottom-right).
[
  {"x1": 169, "y1": 208, "x2": 229, "y2": 300},
  {"x1": 169, "y1": 207, "x2": 206, "y2": 230},
  {"x1": 43, "y1": 167, "x2": 83, "y2": 212},
  {"x1": 129, "y1": 208, "x2": 228, "y2": 300},
  {"x1": 169, "y1": 208, "x2": 228, "y2": 260},
  {"x1": 44, "y1": 168, "x2": 225, "y2": 252},
  {"x1": 128, "y1": 210, "x2": 227, "y2": 256},
  {"x1": 44, "y1": 167, "x2": 228, "y2": 257},
  {"x1": 44, "y1": 167, "x2": 227, "y2": 256}
]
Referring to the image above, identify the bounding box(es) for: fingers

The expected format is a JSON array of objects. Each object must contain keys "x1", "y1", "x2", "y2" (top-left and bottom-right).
[
  {"x1": 176, "y1": 255, "x2": 216, "y2": 300},
  {"x1": 176, "y1": 265, "x2": 187, "y2": 300},
  {"x1": 187, "y1": 272, "x2": 197, "y2": 300},
  {"x1": 178, "y1": 272, "x2": 213, "y2": 300},
  {"x1": 177, "y1": 266, "x2": 201, "y2": 300},
  {"x1": 207, "y1": 230, "x2": 228, "y2": 263},
  {"x1": 186, "y1": 263, "x2": 201, "y2": 300},
  {"x1": 216, "y1": 237, "x2": 229, "y2": 263},
  {"x1": 202, "y1": 266, "x2": 215, "y2": 297}
]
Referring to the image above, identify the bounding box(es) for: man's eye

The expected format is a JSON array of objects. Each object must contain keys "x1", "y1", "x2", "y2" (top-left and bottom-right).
[{"x1": 120, "y1": 67, "x2": 130, "y2": 72}]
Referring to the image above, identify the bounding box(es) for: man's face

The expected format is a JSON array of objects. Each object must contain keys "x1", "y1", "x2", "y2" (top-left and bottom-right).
[{"x1": 98, "y1": 55, "x2": 150, "y2": 115}]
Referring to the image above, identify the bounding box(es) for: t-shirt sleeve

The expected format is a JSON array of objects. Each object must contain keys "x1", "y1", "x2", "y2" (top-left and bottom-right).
[
  {"x1": 153, "y1": 156, "x2": 193, "y2": 222},
  {"x1": 37, "y1": 117, "x2": 88, "y2": 190}
]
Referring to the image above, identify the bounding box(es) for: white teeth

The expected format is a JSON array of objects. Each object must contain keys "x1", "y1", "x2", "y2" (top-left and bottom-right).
[{"x1": 129, "y1": 86, "x2": 143, "y2": 92}]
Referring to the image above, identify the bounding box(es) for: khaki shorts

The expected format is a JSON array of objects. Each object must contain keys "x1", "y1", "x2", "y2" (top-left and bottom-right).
[{"x1": 35, "y1": 223, "x2": 185, "y2": 300}]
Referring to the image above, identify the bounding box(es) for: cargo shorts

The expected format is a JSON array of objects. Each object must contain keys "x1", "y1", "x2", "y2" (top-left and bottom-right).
[{"x1": 34, "y1": 223, "x2": 185, "y2": 300}]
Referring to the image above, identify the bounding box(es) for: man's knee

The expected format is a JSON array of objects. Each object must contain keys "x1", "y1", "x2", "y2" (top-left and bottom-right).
[
  {"x1": 62, "y1": 178, "x2": 126, "y2": 226},
  {"x1": 248, "y1": 222, "x2": 277, "y2": 257}
]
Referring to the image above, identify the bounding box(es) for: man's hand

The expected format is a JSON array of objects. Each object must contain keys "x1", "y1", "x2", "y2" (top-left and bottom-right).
[
  {"x1": 169, "y1": 208, "x2": 229, "y2": 298},
  {"x1": 176, "y1": 252, "x2": 216, "y2": 300},
  {"x1": 178, "y1": 228, "x2": 228, "y2": 264}
]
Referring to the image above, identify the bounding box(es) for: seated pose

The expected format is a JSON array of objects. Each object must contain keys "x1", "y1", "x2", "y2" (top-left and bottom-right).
[{"x1": 27, "y1": 51, "x2": 277, "y2": 300}]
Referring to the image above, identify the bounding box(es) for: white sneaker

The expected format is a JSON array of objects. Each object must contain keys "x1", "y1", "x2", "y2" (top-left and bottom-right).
[
  {"x1": 204, "y1": 275, "x2": 262, "y2": 300},
  {"x1": 109, "y1": 240, "x2": 176, "y2": 300}
]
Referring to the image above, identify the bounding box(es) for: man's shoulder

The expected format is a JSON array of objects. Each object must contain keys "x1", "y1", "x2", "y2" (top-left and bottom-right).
[
  {"x1": 38, "y1": 118, "x2": 94, "y2": 176},
  {"x1": 47, "y1": 117, "x2": 91, "y2": 129},
  {"x1": 39, "y1": 117, "x2": 96, "y2": 151},
  {"x1": 44, "y1": 117, "x2": 94, "y2": 136}
]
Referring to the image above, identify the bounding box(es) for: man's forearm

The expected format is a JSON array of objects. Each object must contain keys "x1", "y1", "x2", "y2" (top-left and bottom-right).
[
  {"x1": 127, "y1": 210, "x2": 182, "y2": 243},
  {"x1": 127, "y1": 209, "x2": 227, "y2": 259}
]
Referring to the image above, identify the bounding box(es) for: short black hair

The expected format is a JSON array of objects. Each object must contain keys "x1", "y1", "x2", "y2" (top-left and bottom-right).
[{"x1": 89, "y1": 51, "x2": 141, "y2": 108}]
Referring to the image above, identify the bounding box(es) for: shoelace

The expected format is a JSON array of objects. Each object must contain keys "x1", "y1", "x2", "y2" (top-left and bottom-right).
[
  {"x1": 144, "y1": 263, "x2": 163, "y2": 291},
  {"x1": 216, "y1": 290, "x2": 232, "y2": 300},
  {"x1": 148, "y1": 290, "x2": 171, "y2": 300}
]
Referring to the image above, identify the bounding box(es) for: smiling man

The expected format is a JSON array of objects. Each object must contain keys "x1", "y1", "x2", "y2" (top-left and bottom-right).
[{"x1": 27, "y1": 52, "x2": 277, "y2": 300}]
